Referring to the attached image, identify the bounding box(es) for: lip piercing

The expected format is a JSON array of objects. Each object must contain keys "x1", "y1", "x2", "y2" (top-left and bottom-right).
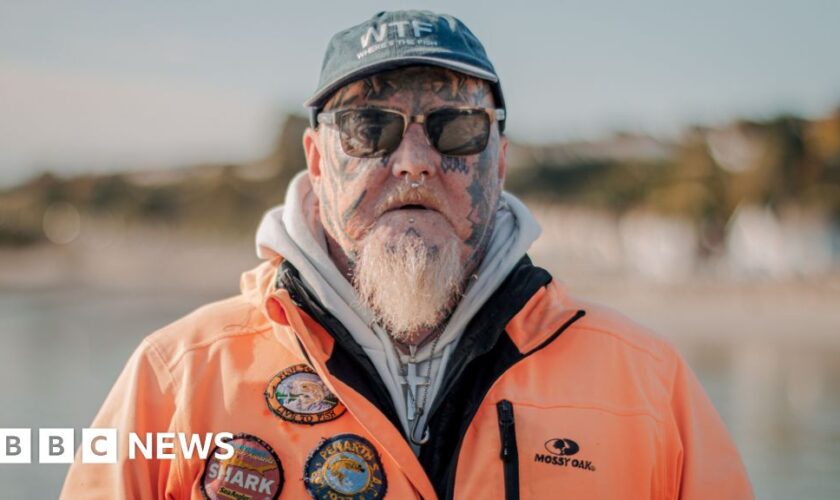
[{"x1": 408, "y1": 217, "x2": 415, "y2": 223}]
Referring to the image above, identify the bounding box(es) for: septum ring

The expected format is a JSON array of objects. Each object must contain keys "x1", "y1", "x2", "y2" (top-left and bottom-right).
[{"x1": 407, "y1": 172, "x2": 427, "y2": 189}]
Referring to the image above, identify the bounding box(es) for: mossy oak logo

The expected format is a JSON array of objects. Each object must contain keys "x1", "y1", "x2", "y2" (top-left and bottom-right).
[
  {"x1": 534, "y1": 437, "x2": 596, "y2": 472},
  {"x1": 545, "y1": 438, "x2": 579, "y2": 456}
]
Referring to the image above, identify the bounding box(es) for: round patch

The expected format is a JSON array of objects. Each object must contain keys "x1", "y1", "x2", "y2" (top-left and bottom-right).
[
  {"x1": 201, "y1": 433, "x2": 283, "y2": 500},
  {"x1": 265, "y1": 364, "x2": 346, "y2": 424},
  {"x1": 304, "y1": 434, "x2": 387, "y2": 500}
]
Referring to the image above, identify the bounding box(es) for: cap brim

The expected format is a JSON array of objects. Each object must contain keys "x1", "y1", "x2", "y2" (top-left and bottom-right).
[{"x1": 304, "y1": 56, "x2": 499, "y2": 108}]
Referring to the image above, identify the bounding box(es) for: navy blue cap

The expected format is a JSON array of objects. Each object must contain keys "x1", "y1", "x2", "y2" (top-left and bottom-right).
[{"x1": 306, "y1": 10, "x2": 506, "y2": 131}]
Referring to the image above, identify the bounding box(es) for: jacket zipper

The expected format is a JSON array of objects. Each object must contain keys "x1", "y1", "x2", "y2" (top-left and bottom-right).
[{"x1": 497, "y1": 399, "x2": 520, "y2": 500}]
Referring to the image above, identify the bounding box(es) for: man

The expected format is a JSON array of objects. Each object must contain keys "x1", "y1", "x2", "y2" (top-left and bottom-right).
[{"x1": 62, "y1": 10, "x2": 752, "y2": 499}]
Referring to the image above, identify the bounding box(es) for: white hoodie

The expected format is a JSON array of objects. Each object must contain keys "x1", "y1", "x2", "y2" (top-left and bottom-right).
[{"x1": 256, "y1": 170, "x2": 541, "y2": 451}]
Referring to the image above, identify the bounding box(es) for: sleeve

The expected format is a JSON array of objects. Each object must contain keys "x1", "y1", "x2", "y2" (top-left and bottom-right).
[
  {"x1": 666, "y1": 351, "x2": 754, "y2": 499},
  {"x1": 61, "y1": 339, "x2": 183, "y2": 500}
]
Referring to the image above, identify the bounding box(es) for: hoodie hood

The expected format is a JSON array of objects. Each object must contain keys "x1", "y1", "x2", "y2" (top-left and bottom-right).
[
  {"x1": 253, "y1": 170, "x2": 542, "y2": 443},
  {"x1": 255, "y1": 171, "x2": 542, "y2": 354}
]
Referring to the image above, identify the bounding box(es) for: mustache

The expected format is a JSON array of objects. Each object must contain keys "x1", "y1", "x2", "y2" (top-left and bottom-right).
[{"x1": 374, "y1": 184, "x2": 446, "y2": 217}]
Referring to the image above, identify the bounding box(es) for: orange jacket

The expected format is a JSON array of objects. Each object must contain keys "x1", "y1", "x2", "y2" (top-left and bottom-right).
[{"x1": 62, "y1": 257, "x2": 752, "y2": 499}]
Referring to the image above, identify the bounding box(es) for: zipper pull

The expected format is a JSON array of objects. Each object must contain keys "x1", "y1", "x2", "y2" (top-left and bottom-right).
[
  {"x1": 497, "y1": 400, "x2": 516, "y2": 462},
  {"x1": 497, "y1": 399, "x2": 520, "y2": 500}
]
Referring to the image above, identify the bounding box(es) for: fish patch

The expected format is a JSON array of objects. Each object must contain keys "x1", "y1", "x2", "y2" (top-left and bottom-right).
[
  {"x1": 304, "y1": 434, "x2": 387, "y2": 499},
  {"x1": 201, "y1": 433, "x2": 283, "y2": 500},
  {"x1": 265, "y1": 364, "x2": 346, "y2": 425}
]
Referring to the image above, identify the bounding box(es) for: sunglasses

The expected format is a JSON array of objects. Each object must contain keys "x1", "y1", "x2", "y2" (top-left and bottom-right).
[{"x1": 317, "y1": 107, "x2": 505, "y2": 158}]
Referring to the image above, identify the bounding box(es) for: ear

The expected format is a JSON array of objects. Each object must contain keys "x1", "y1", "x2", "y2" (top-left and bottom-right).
[
  {"x1": 497, "y1": 134, "x2": 508, "y2": 187},
  {"x1": 303, "y1": 127, "x2": 323, "y2": 189}
]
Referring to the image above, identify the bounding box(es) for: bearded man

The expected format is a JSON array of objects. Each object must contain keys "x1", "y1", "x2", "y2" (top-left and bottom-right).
[{"x1": 62, "y1": 10, "x2": 753, "y2": 499}]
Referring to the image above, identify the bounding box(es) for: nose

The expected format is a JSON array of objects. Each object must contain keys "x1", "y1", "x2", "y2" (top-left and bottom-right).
[{"x1": 390, "y1": 122, "x2": 438, "y2": 181}]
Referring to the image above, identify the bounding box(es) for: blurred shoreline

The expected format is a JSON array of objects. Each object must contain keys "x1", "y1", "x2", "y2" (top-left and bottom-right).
[{"x1": 3, "y1": 220, "x2": 838, "y2": 348}]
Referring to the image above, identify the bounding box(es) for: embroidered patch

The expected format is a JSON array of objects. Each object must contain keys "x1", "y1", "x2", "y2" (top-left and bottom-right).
[
  {"x1": 304, "y1": 434, "x2": 387, "y2": 499},
  {"x1": 265, "y1": 364, "x2": 346, "y2": 424},
  {"x1": 201, "y1": 433, "x2": 284, "y2": 500}
]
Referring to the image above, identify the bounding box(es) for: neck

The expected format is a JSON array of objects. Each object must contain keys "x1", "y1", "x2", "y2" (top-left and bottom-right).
[
  {"x1": 394, "y1": 323, "x2": 443, "y2": 352},
  {"x1": 325, "y1": 232, "x2": 355, "y2": 281}
]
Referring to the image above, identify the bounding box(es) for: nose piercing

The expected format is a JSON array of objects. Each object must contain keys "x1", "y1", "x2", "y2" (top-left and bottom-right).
[{"x1": 406, "y1": 172, "x2": 426, "y2": 189}]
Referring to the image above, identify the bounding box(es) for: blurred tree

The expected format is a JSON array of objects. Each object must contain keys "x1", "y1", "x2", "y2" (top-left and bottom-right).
[
  {"x1": 265, "y1": 114, "x2": 309, "y2": 191},
  {"x1": 138, "y1": 188, "x2": 180, "y2": 221},
  {"x1": 644, "y1": 128, "x2": 729, "y2": 255},
  {"x1": 32, "y1": 172, "x2": 65, "y2": 205},
  {"x1": 91, "y1": 175, "x2": 134, "y2": 212}
]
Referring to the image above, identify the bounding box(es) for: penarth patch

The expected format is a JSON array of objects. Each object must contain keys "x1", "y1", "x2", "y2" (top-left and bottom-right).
[
  {"x1": 201, "y1": 433, "x2": 284, "y2": 500},
  {"x1": 265, "y1": 364, "x2": 347, "y2": 425},
  {"x1": 304, "y1": 434, "x2": 387, "y2": 500}
]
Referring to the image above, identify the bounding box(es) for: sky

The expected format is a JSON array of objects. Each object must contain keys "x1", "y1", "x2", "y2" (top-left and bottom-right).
[{"x1": 1, "y1": 0, "x2": 839, "y2": 186}]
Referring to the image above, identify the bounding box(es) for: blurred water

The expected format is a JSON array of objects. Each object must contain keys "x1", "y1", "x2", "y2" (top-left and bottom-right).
[
  {"x1": 0, "y1": 288, "x2": 220, "y2": 498},
  {"x1": 681, "y1": 341, "x2": 840, "y2": 499},
  {"x1": 0, "y1": 287, "x2": 838, "y2": 498}
]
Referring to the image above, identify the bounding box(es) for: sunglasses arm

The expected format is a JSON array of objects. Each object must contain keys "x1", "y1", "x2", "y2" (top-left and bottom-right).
[{"x1": 314, "y1": 110, "x2": 336, "y2": 128}]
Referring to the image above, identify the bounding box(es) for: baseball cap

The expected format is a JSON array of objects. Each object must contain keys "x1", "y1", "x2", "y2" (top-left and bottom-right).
[{"x1": 305, "y1": 10, "x2": 506, "y2": 131}]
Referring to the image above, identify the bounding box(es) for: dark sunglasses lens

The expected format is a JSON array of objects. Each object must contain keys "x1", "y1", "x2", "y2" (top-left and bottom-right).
[
  {"x1": 336, "y1": 109, "x2": 404, "y2": 157},
  {"x1": 427, "y1": 109, "x2": 491, "y2": 156}
]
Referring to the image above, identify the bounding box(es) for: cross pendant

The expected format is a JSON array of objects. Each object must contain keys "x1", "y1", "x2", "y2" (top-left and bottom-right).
[{"x1": 400, "y1": 362, "x2": 429, "y2": 421}]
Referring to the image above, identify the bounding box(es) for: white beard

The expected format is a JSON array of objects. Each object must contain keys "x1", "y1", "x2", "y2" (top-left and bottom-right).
[{"x1": 353, "y1": 232, "x2": 463, "y2": 343}]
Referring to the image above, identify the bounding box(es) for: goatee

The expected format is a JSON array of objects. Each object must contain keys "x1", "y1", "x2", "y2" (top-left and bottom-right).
[{"x1": 354, "y1": 233, "x2": 463, "y2": 344}]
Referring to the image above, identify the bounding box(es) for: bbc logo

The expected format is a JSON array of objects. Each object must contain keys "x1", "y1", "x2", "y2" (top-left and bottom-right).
[{"x1": 0, "y1": 428, "x2": 117, "y2": 464}]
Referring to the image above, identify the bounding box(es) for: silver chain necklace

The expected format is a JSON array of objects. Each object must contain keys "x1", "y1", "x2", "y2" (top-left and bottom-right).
[{"x1": 393, "y1": 330, "x2": 443, "y2": 446}]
